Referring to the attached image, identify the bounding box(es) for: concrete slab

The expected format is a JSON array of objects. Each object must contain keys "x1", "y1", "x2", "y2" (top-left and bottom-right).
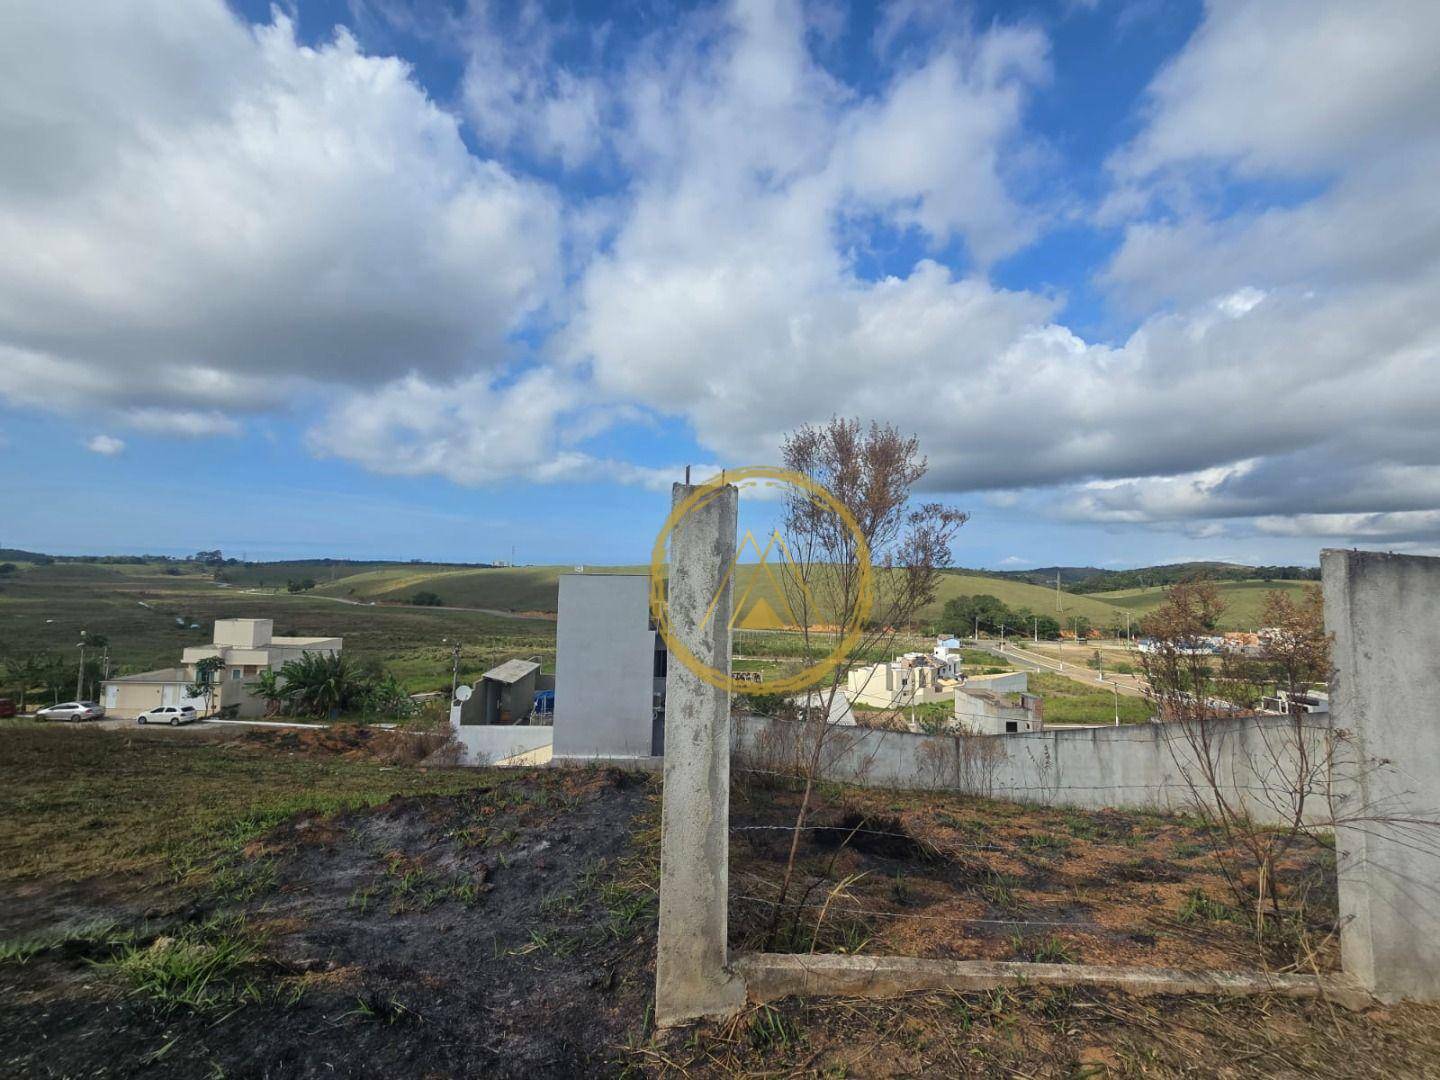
[{"x1": 735, "y1": 953, "x2": 1371, "y2": 1012}]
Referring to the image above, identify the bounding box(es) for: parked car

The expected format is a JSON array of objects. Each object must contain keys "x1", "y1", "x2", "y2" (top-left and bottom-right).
[
  {"x1": 137, "y1": 705, "x2": 198, "y2": 727},
  {"x1": 0, "y1": 698, "x2": 16, "y2": 718},
  {"x1": 37, "y1": 701, "x2": 105, "y2": 722}
]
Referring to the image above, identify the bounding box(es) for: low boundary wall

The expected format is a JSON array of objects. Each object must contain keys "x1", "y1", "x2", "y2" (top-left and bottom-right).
[
  {"x1": 450, "y1": 720, "x2": 553, "y2": 766},
  {"x1": 733, "y1": 712, "x2": 1331, "y2": 826}
]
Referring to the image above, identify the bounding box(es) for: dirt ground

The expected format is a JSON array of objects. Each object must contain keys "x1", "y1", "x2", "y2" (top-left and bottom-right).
[
  {"x1": 0, "y1": 767, "x2": 659, "y2": 1079},
  {"x1": 6, "y1": 728, "x2": 1440, "y2": 1078},
  {"x1": 729, "y1": 779, "x2": 1340, "y2": 973}
]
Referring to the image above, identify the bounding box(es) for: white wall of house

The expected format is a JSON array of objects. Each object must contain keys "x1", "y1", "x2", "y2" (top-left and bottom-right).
[{"x1": 552, "y1": 574, "x2": 663, "y2": 759}]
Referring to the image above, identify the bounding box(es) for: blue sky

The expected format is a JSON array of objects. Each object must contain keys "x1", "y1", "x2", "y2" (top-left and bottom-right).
[{"x1": 4, "y1": 0, "x2": 1439, "y2": 567}]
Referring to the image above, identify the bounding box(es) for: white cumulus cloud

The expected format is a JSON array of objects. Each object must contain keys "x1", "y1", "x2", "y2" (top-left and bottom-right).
[{"x1": 85, "y1": 434, "x2": 125, "y2": 456}]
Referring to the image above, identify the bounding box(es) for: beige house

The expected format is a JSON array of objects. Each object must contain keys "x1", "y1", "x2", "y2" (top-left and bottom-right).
[
  {"x1": 846, "y1": 653, "x2": 961, "y2": 708},
  {"x1": 102, "y1": 618, "x2": 342, "y2": 718}
]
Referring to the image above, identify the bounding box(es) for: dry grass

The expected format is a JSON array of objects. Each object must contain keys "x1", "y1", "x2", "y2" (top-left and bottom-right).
[
  {"x1": 0, "y1": 723, "x2": 491, "y2": 884},
  {"x1": 728, "y1": 778, "x2": 1340, "y2": 974},
  {"x1": 635, "y1": 988, "x2": 1440, "y2": 1078}
]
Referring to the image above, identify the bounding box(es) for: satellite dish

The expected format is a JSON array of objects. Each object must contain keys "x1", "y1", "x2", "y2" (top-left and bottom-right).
[{"x1": 454, "y1": 685, "x2": 473, "y2": 702}]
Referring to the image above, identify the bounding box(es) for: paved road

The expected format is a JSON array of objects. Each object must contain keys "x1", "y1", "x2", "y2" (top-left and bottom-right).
[{"x1": 970, "y1": 640, "x2": 1150, "y2": 698}]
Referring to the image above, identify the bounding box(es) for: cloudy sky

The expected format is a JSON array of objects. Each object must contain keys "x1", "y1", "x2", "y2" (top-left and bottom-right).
[{"x1": 4, "y1": 0, "x2": 1438, "y2": 568}]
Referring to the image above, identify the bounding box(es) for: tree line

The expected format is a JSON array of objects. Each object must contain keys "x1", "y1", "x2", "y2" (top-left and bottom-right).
[
  {"x1": 1066, "y1": 563, "x2": 1320, "y2": 594},
  {"x1": 930, "y1": 594, "x2": 1111, "y2": 639}
]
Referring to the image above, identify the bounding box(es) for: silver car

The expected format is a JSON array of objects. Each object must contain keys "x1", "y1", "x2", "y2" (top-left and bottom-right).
[
  {"x1": 137, "y1": 705, "x2": 198, "y2": 727},
  {"x1": 37, "y1": 700, "x2": 105, "y2": 722}
]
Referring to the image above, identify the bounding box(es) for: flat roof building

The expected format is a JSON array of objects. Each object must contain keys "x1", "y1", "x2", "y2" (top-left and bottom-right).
[{"x1": 102, "y1": 618, "x2": 342, "y2": 719}]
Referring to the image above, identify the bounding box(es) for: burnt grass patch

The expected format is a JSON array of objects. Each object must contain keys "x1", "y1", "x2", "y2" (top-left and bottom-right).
[
  {"x1": 1, "y1": 766, "x2": 659, "y2": 1079},
  {"x1": 728, "y1": 777, "x2": 1341, "y2": 972}
]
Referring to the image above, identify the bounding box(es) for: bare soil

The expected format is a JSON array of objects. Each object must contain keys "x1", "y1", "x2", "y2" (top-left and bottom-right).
[
  {"x1": 6, "y1": 730, "x2": 1440, "y2": 1079},
  {"x1": 0, "y1": 767, "x2": 659, "y2": 1079},
  {"x1": 729, "y1": 779, "x2": 1340, "y2": 972}
]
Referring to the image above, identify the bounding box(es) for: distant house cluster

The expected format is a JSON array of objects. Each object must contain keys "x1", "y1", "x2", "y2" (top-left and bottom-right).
[{"x1": 101, "y1": 618, "x2": 341, "y2": 718}]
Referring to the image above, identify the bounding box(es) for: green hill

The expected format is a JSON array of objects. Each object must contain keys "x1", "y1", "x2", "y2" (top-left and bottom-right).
[
  {"x1": 1094, "y1": 579, "x2": 1320, "y2": 630},
  {"x1": 311, "y1": 563, "x2": 1131, "y2": 628}
]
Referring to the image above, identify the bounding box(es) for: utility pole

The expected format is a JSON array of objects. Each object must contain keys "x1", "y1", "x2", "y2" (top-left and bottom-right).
[
  {"x1": 1032, "y1": 615, "x2": 1038, "y2": 642},
  {"x1": 75, "y1": 630, "x2": 87, "y2": 701},
  {"x1": 449, "y1": 640, "x2": 462, "y2": 702},
  {"x1": 974, "y1": 616, "x2": 979, "y2": 642},
  {"x1": 1056, "y1": 569, "x2": 1062, "y2": 612},
  {"x1": 1113, "y1": 685, "x2": 1120, "y2": 727}
]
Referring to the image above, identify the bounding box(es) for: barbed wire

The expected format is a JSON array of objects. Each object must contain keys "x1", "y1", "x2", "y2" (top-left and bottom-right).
[
  {"x1": 730, "y1": 893, "x2": 1209, "y2": 935},
  {"x1": 729, "y1": 762, "x2": 1336, "y2": 800},
  {"x1": 733, "y1": 718, "x2": 1335, "y2": 745}
]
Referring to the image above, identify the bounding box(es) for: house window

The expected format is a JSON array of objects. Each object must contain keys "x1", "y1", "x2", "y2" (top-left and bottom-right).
[{"x1": 232, "y1": 669, "x2": 243, "y2": 681}]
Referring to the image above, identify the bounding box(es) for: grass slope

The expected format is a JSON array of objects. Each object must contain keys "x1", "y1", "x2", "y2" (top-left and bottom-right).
[
  {"x1": 0, "y1": 562, "x2": 555, "y2": 693},
  {"x1": 314, "y1": 564, "x2": 1132, "y2": 627},
  {"x1": 1093, "y1": 579, "x2": 1320, "y2": 630},
  {"x1": 0, "y1": 725, "x2": 487, "y2": 884}
]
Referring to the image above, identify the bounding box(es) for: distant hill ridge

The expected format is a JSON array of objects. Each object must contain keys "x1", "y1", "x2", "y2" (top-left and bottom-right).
[{"x1": 993, "y1": 561, "x2": 1319, "y2": 594}]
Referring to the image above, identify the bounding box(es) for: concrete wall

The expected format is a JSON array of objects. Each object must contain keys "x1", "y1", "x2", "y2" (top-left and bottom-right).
[
  {"x1": 552, "y1": 574, "x2": 662, "y2": 760},
  {"x1": 1324, "y1": 549, "x2": 1440, "y2": 1002},
  {"x1": 966, "y1": 671, "x2": 1028, "y2": 694},
  {"x1": 455, "y1": 720, "x2": 554, "y2": 765},
  {"x1": 733, "y1": 712, "x2": 1331, "y2": 825},
  {"x1": 952, "y1": 689, "x2": 1042, "y2": 736}
]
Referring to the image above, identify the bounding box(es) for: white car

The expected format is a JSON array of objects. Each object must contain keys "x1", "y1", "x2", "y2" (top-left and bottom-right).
[
  {"x1": 137, "y1": 705, "x2": 198, "y2": 727},
  {"x1": 37, "y1": 701, "x2": 105, "y2": 722}
]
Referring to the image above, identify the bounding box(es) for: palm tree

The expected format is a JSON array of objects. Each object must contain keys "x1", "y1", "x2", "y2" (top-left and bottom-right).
[
  {"x1": 275, "y1": 652, "x2": 370, "y2": 718},
  {"x1": 249, "y1": 669, "x2": 285, "y2": 716}
]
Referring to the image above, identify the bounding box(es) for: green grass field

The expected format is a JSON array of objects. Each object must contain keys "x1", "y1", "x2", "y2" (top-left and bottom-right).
[
  {"x1": 0, "y1": 724, "x2": 490, "y2": 884},
  {"x1": 5, "y1": 559, "x2": 1296, "y2": 708},
  {"x1": 1027, "y1": 671, "x2": 1153, "y2": 724},
  {"x1": 1092, "y1": 579, "x2": 1320, "y2": 630},
  {"x1": 0, "y1": 562, "x2": 556, "y2": 695},
  {"x1": 307, "y1": 562, "x2": 1134, "y2": 628}
]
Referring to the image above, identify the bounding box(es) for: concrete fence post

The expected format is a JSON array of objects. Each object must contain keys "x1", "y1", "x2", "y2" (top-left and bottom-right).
[
  {"x1": 655, "y1": 481, "x2": 747, "y2": 1025},
  {"x1": 1323, "y1": 549, "x2": 1440, "y2": 1001}
]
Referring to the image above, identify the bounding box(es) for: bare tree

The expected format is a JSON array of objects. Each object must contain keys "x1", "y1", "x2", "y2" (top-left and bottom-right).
[
  {"x1": 758, "y1": 417, "x2": 966, "y2": 945},
  {"x1": 1140, "y1": 580, "x2": 1332, "y2": 934}
]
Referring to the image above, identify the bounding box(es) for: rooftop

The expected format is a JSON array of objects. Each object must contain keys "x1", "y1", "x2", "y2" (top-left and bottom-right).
[{"x1": 482, "y1": 659, "x2": 541, "y2": 684}]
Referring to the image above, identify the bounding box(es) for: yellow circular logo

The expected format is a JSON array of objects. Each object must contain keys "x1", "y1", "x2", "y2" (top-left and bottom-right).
[{"x1": 648, "y1": 465, "x2": 873, "y2": 695}]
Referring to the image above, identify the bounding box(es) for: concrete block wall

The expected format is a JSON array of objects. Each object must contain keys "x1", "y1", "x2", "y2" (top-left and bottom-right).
[
  {"x1": 733, "y1": 712, "x2": 1332, "y2": 826},
  {"x1": 1324, "y1": 549, "x2": 1440, "y2": 1002}
]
